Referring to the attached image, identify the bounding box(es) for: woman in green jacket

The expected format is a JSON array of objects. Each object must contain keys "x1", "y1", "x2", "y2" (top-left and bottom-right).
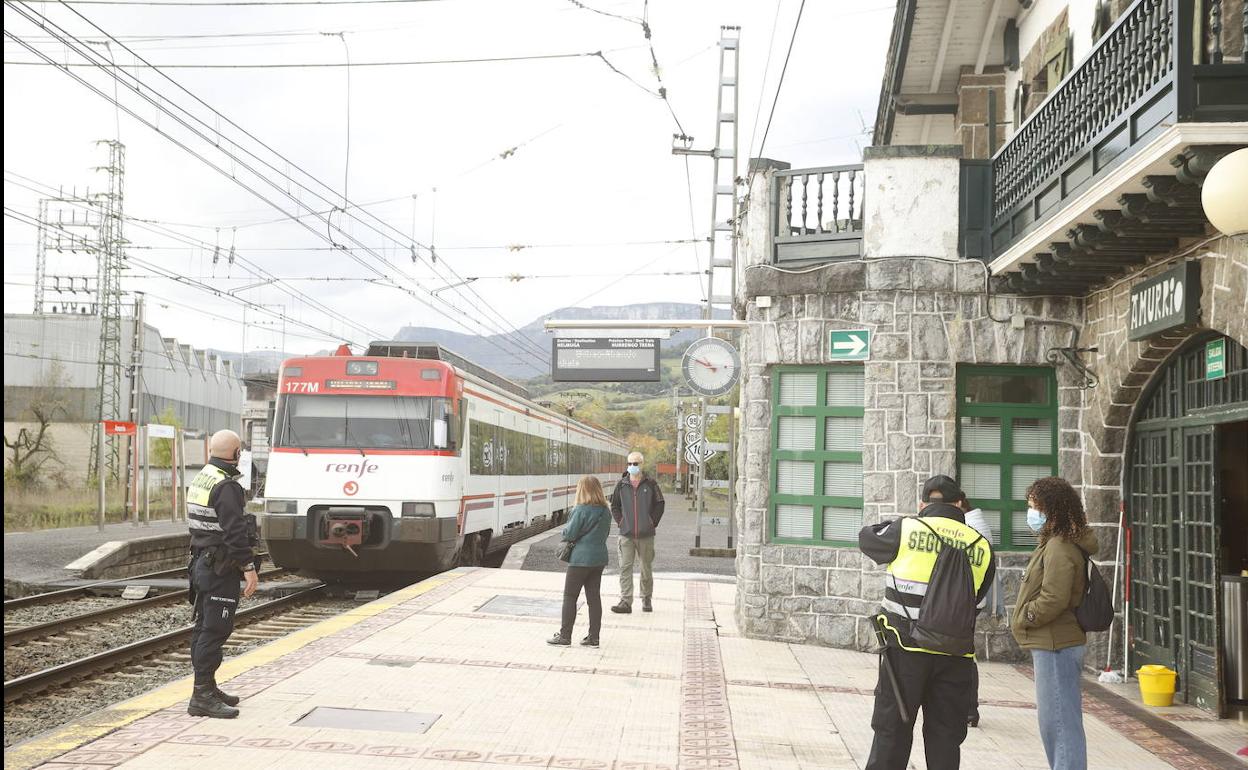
[
  {"x1": 1011, "y1": 477, "x2": 1099, "y2": 770},
  {"x1": 548, "y1": 476, "x2": 612, "y2": 648}
]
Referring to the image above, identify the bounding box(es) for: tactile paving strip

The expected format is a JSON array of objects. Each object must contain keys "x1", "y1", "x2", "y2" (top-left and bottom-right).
[{"x1": 677, "y1": 581, "x2": 739, "y2": 770}]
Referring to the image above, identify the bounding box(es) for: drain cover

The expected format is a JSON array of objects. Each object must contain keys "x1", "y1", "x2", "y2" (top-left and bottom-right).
[
  {"x1": 293, "y1": 706, "x2": 439, "y2": 733},
  {"x1": 476, "y1": 594, "x2": 569, "y2": 618}
]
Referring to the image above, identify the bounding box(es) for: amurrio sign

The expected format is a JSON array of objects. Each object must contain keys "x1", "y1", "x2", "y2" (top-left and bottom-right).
[{"x1": 1128, "y1": 262, "x2": 1200, "y2": 341}]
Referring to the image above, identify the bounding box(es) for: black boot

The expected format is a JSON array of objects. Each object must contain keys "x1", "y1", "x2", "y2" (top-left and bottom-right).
[
  {"x1": 188, "y1": 684, "x2": 239, "y2": 718},
  {"x1": 213, "y1": 686, "x2": 240, "y2": 707}
]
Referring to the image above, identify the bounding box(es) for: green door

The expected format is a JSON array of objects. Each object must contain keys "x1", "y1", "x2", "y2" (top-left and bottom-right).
[
  {"x1": 1181, "y1": 425, "x2": 1221, "y2": 712},
  {"x1": 1129, "y1": 428, "x2": 1178, "y2": 671},
  {"x1": 1128, "y1": 335, "x2": 1247, "y2": 715}
]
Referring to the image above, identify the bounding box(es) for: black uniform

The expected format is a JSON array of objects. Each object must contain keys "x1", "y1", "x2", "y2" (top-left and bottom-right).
[
  {"x1": 858, "y1": 503, "x2": 995, "y2": 770},
  {"x1": 186, "y1": 457, "x2": 254, "y2": 691}
]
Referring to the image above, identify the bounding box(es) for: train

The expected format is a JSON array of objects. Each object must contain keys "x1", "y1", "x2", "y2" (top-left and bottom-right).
[{"x1": 257, "y1": 341, "x2": 629, "y2": 582}]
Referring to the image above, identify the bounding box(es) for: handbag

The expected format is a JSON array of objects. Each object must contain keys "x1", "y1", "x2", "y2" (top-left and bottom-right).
[
  {"x1": 1073, "y1": 544, "x2": 1115, "y2": 632},
  {"x1": 556, "y1": 511, "x2": 597, "y2": 563}
]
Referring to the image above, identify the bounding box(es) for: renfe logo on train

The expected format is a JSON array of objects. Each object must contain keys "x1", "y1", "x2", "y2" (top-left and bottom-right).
[
  {"x1": 1128, "y1": 261, "x2": 1200, "y2": 341},
  {"x1": 325, "y1": 461, "x2": 380, "y2": 477}
]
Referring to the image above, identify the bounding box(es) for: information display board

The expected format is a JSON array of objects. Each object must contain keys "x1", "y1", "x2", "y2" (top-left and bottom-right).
[{"x1": 552, "y1": 337, "x2": 660, "y2": 382}]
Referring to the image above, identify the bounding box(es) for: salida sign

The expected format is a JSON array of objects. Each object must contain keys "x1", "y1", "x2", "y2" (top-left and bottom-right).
[{"x1": 1128, "y1": 262, "x2": 1200, "y2": 341}]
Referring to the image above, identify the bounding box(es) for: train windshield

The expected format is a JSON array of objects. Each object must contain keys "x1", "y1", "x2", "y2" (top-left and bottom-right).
[{"x1": 275, "y1": 395, "x2": 453, "y2": 450}]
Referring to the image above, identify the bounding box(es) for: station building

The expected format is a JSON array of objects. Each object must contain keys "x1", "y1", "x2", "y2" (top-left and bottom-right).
[{"x1": 729, "y1": 0, "x2": 1248, "y2": 714}]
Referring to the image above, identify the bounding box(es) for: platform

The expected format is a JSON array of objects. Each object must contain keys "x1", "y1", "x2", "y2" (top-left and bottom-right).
[
  {"x1": 8, "y1": 568, "x2": 1244, "y2": 770},
  {"x1": 4, "y1": 519, "x2": 187, "y2": 591}
]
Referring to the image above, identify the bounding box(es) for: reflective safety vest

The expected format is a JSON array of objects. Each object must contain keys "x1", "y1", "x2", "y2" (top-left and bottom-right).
[
  {"x1": 880, "y1": 515, "x2": 993, "y2": 657},
  {"x1": 187, "y1": 463, "x2": 233, "y2": 545}
]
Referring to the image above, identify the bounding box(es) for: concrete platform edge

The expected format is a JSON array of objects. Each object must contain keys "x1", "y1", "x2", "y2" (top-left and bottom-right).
[{"x1": 3, "y1": 569, "x2": 468, "y2": 770}]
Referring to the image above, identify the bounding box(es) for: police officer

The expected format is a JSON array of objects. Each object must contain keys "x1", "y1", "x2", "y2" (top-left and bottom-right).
[
  {"x1": 186, "y1": 429, "x2": 259, "y2": 719},
  {"x1": 858, "y1": 475, "x2": 995, "y2": 770}
]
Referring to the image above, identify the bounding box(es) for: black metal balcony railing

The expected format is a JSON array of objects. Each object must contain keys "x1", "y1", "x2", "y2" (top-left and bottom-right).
[
  {"x1": 990, "y1": 0, "x2": 1248, "y2": 256},
  {"x1": 771, "y1": 164, "x2": 866, "y2": 264}
]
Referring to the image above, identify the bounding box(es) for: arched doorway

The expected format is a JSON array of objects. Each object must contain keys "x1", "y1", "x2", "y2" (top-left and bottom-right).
[{"x1": 1126, "y1": 334, "x2": 1248, "y2": 715}]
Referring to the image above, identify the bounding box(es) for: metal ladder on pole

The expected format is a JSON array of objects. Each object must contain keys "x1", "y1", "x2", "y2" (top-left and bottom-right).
[
  {"x1": 706, "y1": 25, "x2": 740, "y2": 317},
  {"x1": 673, "y1": 26, "x2": 741, "y2": 549}
]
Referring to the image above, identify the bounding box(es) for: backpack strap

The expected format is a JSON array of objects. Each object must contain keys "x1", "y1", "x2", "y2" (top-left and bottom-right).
[{"x1": 1073, "y1": 543, "x2": 1095, "y2": 579}]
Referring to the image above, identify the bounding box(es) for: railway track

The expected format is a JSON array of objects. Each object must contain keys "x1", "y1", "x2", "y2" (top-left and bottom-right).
[
  {"x1": 3, "y1": 584, "x2": 332, "y2": 705},
  {"x1": 3, "y1": 566, "x2": 291, "y2": 647},
  {"x1": 4, "y1": 551, "x2": 282, "y2": 611}
]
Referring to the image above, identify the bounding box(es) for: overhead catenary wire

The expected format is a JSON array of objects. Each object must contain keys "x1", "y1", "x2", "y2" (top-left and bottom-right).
[
  {"x1": 32, "y1": 1, "x2": 557, "y2": 368},
  {"x1": 755, "y1": 0, "x2": 807, "y2": 161},
  {"x1": 2, "y1": 47, "x2": 640, "y2": 69},
  {"x1": 4, "y1": 206, "x2": 361, "y2": 346},
  {"x1": 747, "y1": 0, "x2": 784, "y2": 164},
  {"x1": 5, "y1": 8, "x2": 551, "y2": 373},
  {"x1": 8, "y1": 1, "x2": 710, "y2": 368},
  {"x1": 45, "y1": 0, "x2": 450, "y2": 6},
  {"x1": 4, "y1": 172, "x2": 383, "y2": 341}
]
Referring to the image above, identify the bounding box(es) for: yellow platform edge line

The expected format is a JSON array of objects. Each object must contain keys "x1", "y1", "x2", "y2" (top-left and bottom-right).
[{"x1": 5, "y1": 573, "x2": 460, "y2": 770}]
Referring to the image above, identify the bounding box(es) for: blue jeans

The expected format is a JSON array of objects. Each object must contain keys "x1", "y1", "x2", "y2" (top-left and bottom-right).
[{"x1": 1031, "y1": 645, "x2": 1088, "y2": 770}]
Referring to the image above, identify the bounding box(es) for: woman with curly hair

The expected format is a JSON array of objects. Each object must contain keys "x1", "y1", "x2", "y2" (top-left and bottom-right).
[{"x1": 1011, "y1": 476, "x2": 1099, "y2": 770}]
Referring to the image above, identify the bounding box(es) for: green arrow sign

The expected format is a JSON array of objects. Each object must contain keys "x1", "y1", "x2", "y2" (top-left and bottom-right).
[
  {"x1": 1206, "y1": 338, "x2": 1226, "y2": 381},
  {"x1": 829, "y1": 329, "x2": 871, "y2": 361}
]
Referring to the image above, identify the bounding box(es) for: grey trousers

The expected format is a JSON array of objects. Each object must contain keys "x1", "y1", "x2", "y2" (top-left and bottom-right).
[{"x1": 617, "y1": 536, "x2": 655, "y2": 603}]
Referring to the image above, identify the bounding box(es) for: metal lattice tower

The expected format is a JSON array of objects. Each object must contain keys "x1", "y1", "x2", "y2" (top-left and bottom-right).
[
  {"x1": 89, "y1": 140, "x2": 127, "y2": 482},
  {"x1": 35, "y1": 193, "x2": 101, "y2": 316}
]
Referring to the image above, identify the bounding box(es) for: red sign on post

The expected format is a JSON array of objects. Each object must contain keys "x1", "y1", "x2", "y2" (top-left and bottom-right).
[{"x1": 103, "y1": 420, "x2": 137, "y2": 436}]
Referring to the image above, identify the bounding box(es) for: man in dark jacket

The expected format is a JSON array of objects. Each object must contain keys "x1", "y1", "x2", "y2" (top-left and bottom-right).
[
  {"x1": 857, "y1": 475, "x2": 995, "y2": 770},
  {"x1": 609, "y1": 451, "x2": 664, "y2": 613},
  {"x1": 185, "y1": 429, "x2": 259, "y2": 719}
]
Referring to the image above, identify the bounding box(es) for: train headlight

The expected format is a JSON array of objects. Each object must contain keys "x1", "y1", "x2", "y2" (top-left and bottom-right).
[
  {"x1": 401, "y1": 502, "x2": 436, "y2": 517},
  {"x1": 266, "y1": 499, "x2": 297, "y2": 514}
]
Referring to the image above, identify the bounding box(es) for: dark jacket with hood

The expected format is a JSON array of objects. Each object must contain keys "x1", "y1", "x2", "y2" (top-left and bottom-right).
[{"x1": 610, "y1": 472, "x2": 665, "y2": 539}]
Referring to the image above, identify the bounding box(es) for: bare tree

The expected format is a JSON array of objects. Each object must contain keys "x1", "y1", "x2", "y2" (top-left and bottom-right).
[{"x1": 4, "y1": 364, "x2": 68, "y2": 489}]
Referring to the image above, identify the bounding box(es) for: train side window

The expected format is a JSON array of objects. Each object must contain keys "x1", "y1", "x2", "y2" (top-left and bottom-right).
[
  {"x1": 469, "y1": 419, "x2": 498, "y2": 476},
  {"x1": 455, "y1": 400, "x2": 466, "y2": 456}
]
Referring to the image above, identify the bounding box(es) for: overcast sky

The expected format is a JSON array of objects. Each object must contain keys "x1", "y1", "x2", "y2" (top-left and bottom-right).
[{"x1": 4, "y1": 0, "x2": 894, "y2": 358}]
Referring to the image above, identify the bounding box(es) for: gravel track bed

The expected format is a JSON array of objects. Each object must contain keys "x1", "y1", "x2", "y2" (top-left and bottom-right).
[
  {"x1": 3, "y1": 567, "x2": 297, "y2": 632},
  {"x1": 4, "y1": 596, "x2": 136, "y2": 629},
  {"x1": 5, "y1": 584, "x2": 322, "y2": 681},
  {"x1": 3, "y1": 597, "x2": 360, "y2": 748}
]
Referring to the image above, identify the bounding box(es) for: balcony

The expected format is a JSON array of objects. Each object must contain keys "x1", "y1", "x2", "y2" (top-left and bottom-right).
[
  {"x1": 990, "y1": 0, "x2": 1248, "y2": 293},
  {"x1": 770, "y1": 164, "x2": 866, "y2": 265}
]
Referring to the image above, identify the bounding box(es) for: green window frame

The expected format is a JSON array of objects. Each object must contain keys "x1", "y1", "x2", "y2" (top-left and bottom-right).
[
  {"x1": 769, "y1": 365, "x2": 865, "y2": 546},
  {"x1": 956, "y1": 364, "x2": 1058, "y2": 551}
]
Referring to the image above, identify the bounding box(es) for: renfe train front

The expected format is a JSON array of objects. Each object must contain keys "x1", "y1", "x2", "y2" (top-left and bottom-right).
[{"x1": 258, "y1": 341, "x2": 627, "y2": 583}]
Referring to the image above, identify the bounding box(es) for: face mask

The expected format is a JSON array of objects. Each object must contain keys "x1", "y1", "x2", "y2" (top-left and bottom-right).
[
  {"x1": 1026, "y1": 507, "x2": 1047, "y2": 532},
  {"x1": 627, "y1": 464, "x2": 641, "y2": 475}
]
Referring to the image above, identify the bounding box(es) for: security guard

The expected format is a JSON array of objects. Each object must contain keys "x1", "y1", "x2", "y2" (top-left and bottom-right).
[
  {"x1": 186, "y1": 429, "x2": 259, "y2": 719},
  {"x1": 858, "y1": 475, "x2": 995, "y2": 770}
]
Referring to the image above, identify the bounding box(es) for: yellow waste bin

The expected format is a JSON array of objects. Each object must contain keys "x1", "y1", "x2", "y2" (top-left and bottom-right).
[{"x1": 1137, "y1": 665, "x2": 1177, "y2": 707}]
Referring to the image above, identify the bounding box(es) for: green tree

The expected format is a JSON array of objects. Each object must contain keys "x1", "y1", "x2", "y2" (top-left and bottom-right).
[{"x1": 150, "y1": 406, "x2": 184, "y2": 468}]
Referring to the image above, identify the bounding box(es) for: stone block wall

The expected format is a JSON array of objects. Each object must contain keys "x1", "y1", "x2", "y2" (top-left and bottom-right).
[
  {"x1": 1076, "y1": 239, "x2": 1248, "y2": 668},
  {"x1": 734, "y1": 256, "x2": 1086, "y2": 658},
  {"x1": 955, "y1": 67, "x2": 1007, "y2": 160}
]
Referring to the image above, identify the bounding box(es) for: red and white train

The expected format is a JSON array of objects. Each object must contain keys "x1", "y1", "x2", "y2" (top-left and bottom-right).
[{"x1": 259, "y1": 342, "x2": 627, "y2": 582}]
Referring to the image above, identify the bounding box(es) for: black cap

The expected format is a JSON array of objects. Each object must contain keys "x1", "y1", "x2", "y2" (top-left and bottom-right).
[{"x1": 921, "y1": 475, "x2": 964, "y2": 503}]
